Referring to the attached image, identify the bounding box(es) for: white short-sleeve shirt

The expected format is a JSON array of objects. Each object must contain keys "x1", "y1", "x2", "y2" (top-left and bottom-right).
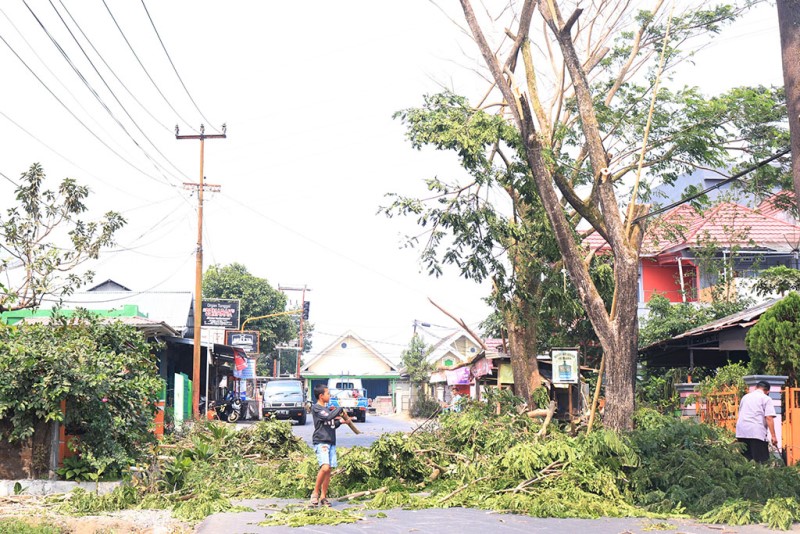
[{"x1": 735, "y1": 389, "x2": 776, "y2": 441}]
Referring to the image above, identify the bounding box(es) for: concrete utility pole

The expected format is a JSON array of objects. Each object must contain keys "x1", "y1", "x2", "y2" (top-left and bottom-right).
[
  {"x1": 177, "y1": 123, "x2": 226, "y2": 417},
  {"x1": 777, "y1": 0, "x2": 800, "y2": 216}
]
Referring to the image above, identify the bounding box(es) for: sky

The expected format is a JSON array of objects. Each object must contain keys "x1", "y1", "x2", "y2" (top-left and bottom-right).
[{"x1": 0, "y1": 1, "x2": 784, "y2": 361}]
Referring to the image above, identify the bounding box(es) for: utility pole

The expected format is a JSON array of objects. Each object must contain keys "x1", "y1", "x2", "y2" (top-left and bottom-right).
[
  {"x1": 177, "y1": 123, "x2": 226, "y2": 418},
  {"x1": 278, "y1": 285, "x2": 311, "y2": 377},
  {"x1": 777, "y1": 0, "x2": 800, "y2": 217}
]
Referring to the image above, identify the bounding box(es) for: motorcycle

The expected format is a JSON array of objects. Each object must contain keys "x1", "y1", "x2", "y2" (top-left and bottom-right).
[{"x1": 211, "y1": 391, "x2": 242, "y2": 423}]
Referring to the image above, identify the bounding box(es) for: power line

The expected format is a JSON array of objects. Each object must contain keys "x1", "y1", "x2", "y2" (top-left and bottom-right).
[
  {"x1": 0, "y1": 5, "x2": 129, "y2": 154},
  {"x1": 101, "y1": 0, "x2": 198, "y2": 133},
  {"x1": 0, "y1": 110, "x2": 149, "y2": 202},
  {"x1": 45, "y1": 0, "x2": 190, "y2": 182},
  {"x1": 0, "y1": 29, "x2": 177, "y2": 189},
  {"x1": 218, "y1": 192, "x2": 429, "y2": 297},
  {"x1": 0, "y1": 169, "x2": 19, "y2": 187},
  {"x1": 23, "y1": 0, "x2": 185, "y2": 189},
  {"x1": 40, "y1": 249, "x2": 195, "y2": 305},
  {"x1": 139, "y1": 0, "x2": 220, "y2": 133},
  {"x1": 57, "y1": 0, "x2": 174, "y2": 135},
  {"x1": 633, "y1": 147, "x2": 792, "y2": 223}
]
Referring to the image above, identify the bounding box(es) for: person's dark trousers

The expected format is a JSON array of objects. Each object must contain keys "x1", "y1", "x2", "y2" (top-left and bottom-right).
[{"x1": 738, "y1": 437, "x2": 770, "y2": 463}]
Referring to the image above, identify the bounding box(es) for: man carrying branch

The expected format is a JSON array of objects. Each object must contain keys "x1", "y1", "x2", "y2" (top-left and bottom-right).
[{"x1": 309, "y1": 384, "x2": 357, "y2": 507}]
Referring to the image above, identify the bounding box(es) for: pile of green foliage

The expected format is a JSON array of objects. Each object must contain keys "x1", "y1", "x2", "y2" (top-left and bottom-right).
[
  {"x1": 0, "y1": 314, "x2": 163, "y2": 475},
  {"x1": 57, "y1": 419, "x2": 316, "y2": 521},
  {"x1": 56, "y1": 400, "x2": 800, "y2": 529}
]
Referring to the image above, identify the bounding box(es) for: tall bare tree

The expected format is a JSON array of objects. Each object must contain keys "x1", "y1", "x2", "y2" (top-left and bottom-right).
[
  {"x1": 777, "y1": 0, "x2": 800, "y2": 216},
  {"x1": 450, "y1": 0, "x2": 755, "y2": 429}
]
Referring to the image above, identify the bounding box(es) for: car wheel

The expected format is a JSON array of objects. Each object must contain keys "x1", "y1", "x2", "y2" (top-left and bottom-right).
[
  {"x1": 358, "y1": 411, "x2": 366, "y2": 423},
  {"x1": 297, "y1": 412, "x2": 307, "y2": 425}
]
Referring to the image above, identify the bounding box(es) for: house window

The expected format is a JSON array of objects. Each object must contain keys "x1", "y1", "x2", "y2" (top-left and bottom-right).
[
  {"x1": 341, "y1": 342, "x2": 348, "y2": 349},
  {"x1": 444, "y1": 358, "x2": 454, "y2": 367}
]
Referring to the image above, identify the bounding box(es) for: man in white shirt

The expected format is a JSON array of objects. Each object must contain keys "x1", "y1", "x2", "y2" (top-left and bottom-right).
[{"x1": 735, "y1": 380, "x2": 778, "y2": 463}]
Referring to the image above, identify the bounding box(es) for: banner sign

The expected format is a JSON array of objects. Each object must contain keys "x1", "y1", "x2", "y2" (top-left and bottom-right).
[
  {"x1": 201, "y1": 299, "x2": 240, "y2": 329},
  {"x1": 445, "y1": 367, "x2": 471, "y2": 385},
  {"x1": 226, "y1": 330, "x2": 260, "y2": 354},
  {"x1": 551, "y1": 348, "x2": 580, "y2": 384}
]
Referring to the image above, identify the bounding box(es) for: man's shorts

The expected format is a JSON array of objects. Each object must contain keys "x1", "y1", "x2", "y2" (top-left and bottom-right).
[{"x1": 313, "y1": 443, "x2": 337, "y2": 468}]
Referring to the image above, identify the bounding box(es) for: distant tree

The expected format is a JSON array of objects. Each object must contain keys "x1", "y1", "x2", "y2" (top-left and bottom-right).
[
  {"x1": 402, "y1": 334, "x2": 438, "y2": 417},
  {"x1": 639, "y1": 294, "x2": 749, "y2": 347},
  {"x1": 202, "y1": 263, "x2": 297, "y2": 374},
  {"x1": 754, "y1": 265, "x2": 800, "y2": 297},
  {"x1": 0, "y1": 163, "x2": 125, "y2": 312},
  {"x1": 746, "y1": 292, "x2": 800, "y2": 385}
]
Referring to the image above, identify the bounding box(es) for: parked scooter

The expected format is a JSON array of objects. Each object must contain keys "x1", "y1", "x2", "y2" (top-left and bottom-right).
[{"x1": 211, "y1": 391, "x2": 242, "y2": 423}]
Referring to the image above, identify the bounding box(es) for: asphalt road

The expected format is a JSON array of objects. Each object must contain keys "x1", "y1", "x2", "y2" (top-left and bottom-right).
[
  {"x1": 288, "y1": 413, "x2": 420, "y2": 448},
  {"x1": 197, "y1": 498, "x2": 795, "y2": 533}
]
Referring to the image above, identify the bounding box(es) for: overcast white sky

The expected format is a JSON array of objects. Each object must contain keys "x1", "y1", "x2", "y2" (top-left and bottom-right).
[{"x1": 0, "y1": 1, "x2": 784, "y2": 360}]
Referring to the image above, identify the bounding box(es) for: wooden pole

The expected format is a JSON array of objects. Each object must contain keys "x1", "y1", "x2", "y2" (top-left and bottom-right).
[
  {"x1": 177, "y1": 124, "x2": 226, "y2": 418},
  {"x1": 586, "y1": 354, "x2": 605, "y2": 433}
]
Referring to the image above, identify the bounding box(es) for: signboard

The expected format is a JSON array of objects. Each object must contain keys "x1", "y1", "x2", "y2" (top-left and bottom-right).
[
  {"x1": 200, "y1": 327, "x2": 226, "y2": 345},
  {"x1": 234, "y1": 357, "x2": 257, "y2": 379},
  {"x1": 201, "y1": 299, "x2": 240, "y2": 329},
  {"x1": 225, "y1": 330, "x2": 260, "y2": 354},
  {"x1": 551, "y1": 348, "x2": 580, "y2": 384}
]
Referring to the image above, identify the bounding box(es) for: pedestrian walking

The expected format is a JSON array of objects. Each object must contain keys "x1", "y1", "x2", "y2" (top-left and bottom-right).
[{"x1": 735, "y1": 380, "x2": 778, "y2": 463}]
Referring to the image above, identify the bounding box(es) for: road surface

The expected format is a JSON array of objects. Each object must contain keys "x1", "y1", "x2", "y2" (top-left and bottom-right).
[
  {"x1": 289, "y1": 413, "x2": 420, "y2": 448},
  {"x1": 197, "y1": 498, "x2": 794, "y2": 533}
]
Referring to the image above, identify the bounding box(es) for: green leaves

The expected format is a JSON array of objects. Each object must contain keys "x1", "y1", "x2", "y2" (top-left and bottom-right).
[
  {"x1": 0, "y1": 163, "x2": 125, "y2": 312},
  {"x1": 746, "y1": 292, "x2": 800, "y2": 383},
  {"x1": 0, "y1": 314, "x2": 162, "y2": 473}
]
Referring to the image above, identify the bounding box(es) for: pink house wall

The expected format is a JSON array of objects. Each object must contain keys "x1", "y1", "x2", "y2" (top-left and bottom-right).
[{"x1": 641, "y1": 258, "x2": 697, "y2": 303}]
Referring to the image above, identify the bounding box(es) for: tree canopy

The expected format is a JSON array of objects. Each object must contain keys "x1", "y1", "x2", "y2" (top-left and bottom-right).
[
  {"x1": 747, "y1": 292, "x2": 800, "y2": 385},
  {"x1": 388, "y1": 0, "x2": 786, "y2": 429},
  {"x1": 0, "y1": 163, "x2": 125, "y2": 312},
  {"x1": 202, "y1": 263, "x2": 298, "y2": 371}
]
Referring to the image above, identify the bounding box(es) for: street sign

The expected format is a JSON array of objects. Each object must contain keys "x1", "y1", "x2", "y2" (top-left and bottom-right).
[
  {"x1": 201, "y1": 299, "x2": 240, "y2": 329},
  {"x1": 225, "y1": 330, "x2": 260, "y2": 354},
  {"x1": 551, "y1": 348, "x2": 580, "y2": 384}
]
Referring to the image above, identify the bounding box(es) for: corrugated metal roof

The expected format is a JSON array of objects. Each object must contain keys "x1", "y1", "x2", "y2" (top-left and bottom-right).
[{"x1": 640, "y1": 298, "x2": 780, "y2": 352}]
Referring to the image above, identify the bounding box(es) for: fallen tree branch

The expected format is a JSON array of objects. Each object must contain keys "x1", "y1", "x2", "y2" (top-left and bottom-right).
[
  {"x1": 337, "y1": 486, "x2": 387, "y2": 501},
  {"x1": 537, "y1": 400, "x2": 557, "y2": 438},
  {"x1": 438, "y1": 475, "x2": 495, "y2": 504}
]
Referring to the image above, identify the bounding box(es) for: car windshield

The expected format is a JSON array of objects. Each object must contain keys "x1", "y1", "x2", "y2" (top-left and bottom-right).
[{"x1": 265, "y1": 382, "x2": 302, "y2": 393}]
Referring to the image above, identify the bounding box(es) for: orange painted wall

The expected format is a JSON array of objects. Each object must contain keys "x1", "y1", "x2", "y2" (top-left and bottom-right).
[{"x1": 641, "y1": 259, "x2": 697, "y2": 303}]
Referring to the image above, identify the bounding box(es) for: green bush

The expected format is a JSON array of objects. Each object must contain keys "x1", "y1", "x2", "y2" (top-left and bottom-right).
[
  {"x1": 410, "y1": 395, "x2": 441, "y2": 418},
  {"x1": 0, "y1": 313, "x2": 164, "y2": 474}
]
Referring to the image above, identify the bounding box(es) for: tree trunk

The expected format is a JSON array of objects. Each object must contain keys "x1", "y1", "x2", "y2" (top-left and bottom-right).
[
  {"x1": 602, "y1": 260, "x2": 640, "y2": 430},
  {"x1": 506, "y1": 310, "x2": 542, "y2": 405},
  {"x1": 777, "y1": 0, "x2": 800, "y2": 217}
]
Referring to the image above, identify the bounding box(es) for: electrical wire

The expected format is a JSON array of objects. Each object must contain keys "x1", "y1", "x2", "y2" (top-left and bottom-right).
[
  {"x1": 0, "y1": 5, "x2": 131, "y2": 157},
  {"x1": 57, "y1": 0, "x2": 174, "y2": 135},
  {"x1": 39, "y1": 248, "x2": 195, "y2": 305},
  {"x1": 22, "y1": 0, "x2": 186, "y2": 190},
  {"x1": 139, "y1": 0, "x2": 220, "y2": 133},
  {"x1": 0, "y1": 30, "x2": 178, "y2": 189},
  {"x1": 101, "y1": 0, "x2": 199, "y2": 133},
  {"x1": 632, "y1": 147, "x2": 792, "y2": 223},
  {"x1": 217, "y1": 192, "x2": 428, "y2": 297},
  {"x1": 0, "y1": 109, "x2": 149, "y2": 201},
  {"x1": 46, "y1": 0, "x2": 191, "y2": 182},
  {"x1": 0, "y1": 169, "x2": 19, "y2": 187}
]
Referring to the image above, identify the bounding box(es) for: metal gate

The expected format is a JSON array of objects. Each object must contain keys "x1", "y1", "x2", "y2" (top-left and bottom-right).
[
  {"x1": 698, "y1": 387, "x2": 739, "y2": 434},
  {"x1": 782, "y1": 387, "x2": 800, "y2": 466}
]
